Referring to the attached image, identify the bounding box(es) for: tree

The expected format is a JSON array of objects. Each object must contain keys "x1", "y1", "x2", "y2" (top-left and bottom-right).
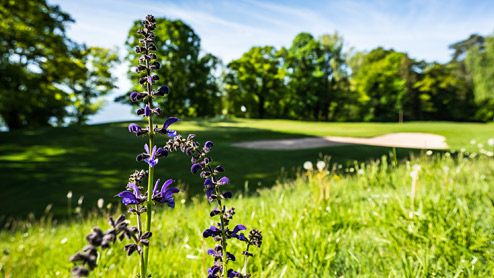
[
  {"x1": 117, "y1": 18, "x2": 220, "y2": 118},
  {"x1": 0, "y1": 0, "x2": 74, "y2": 129},
  {"x1": 225, "y1": 46, "x2": 285, "y2": 119},
  {"x1": 465, "y1": 35, "x2": 494, "y2": 121},
  {"x1": 67, "y1": 46, "x2": 120, "y2": 124}
]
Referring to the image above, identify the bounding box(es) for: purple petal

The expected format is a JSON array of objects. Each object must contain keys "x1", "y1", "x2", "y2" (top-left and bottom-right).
[
  {"x1": 205, "y1": 141, "x2": 214, "y2": 148},
  {"x1": 144, "y1": 157, "x2": 158, "y2": 167},
  {"x1": 128, "y1": 183, "x2": 141, "y2": 197},
  {"x1": 153, "y1": 179, "x2": 160, "y2": 194},
  {"x1": 163, "y1": 117, "x2": 179, "y2": 130},
  {"x1": 204, "y1": 178, "x2": 214, "y2": 189},
  {"x1": 116, "y1": 191, "x2": 139, "y2": 205},
  {"x1": 163, "y1": 188, "x2": 179, "y2": 199},
  {"x1": 233, "y1": 225, "x2": 246, "y2": 234},
  {"x1": 150, "y1": 145, "x2": 157, "y2": 159},
  {"x1": 191, "y1": 163, "x2": 202, "y2": 174},
  {"x1": 217, "y1": 177, "x2": 230, "y2": 185},
  {"x1": 167, "y1": 130, "x2": 177, "y2": 138},
  {"x1": 207, "y1": 249, "x2": 215, "y2": 256},
  {"x1": 145, "y1": 105, "x2": 151, "y2": 117},
  {"x1": 160, "y1": 179, "x2": 174, "y2": 194},
  {"x1": 128, "y1": 123, "x2": 141, "y2": 133},
  {"x1": 144, "y1": 144, "x2": 150, "y2": 154},
  {"x1": 222, "y1": 191, "x2": 232, "y2": 199},
  {"x1": 205, "y1": 188, "x2": 214, "y2": 202}
]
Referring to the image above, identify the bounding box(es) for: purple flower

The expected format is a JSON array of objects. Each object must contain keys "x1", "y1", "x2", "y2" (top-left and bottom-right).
[
  {"x1": 207, "y1": 266, "x2": 221, "y2": 278},
  {"x1": 231, "y1": 225, "x2": 247, "y2": 242},
  {"x1": 204, "y1": 178, "x2": 215, "y2": 202},
  {"x1": 154, "y1": 117, "x2": 180, "y2": 137},
  {"x1": 217, "y1": 177, "x2": 230, "y2": 186},
  {"x1": 191, "y1": 163, "x2": 203, "y2": 174},
  {"x1": 152, "y1": 179, "x2": 179, "y2": 208},
  {"x1": 221, "y1": 191, "x2": 232, "y2": 199},
  {"x1": 128, "y1": 123, "x2": 141, "y2": 133},
  {"x1": 130, "y1": 92, "x2": 139, "y2": 102},
  {"x1": 144, "y1": 105, "x2": 151, "y2": 117},
  {"x1": 115, "y1": 183, "x2": 145, "y2": 205},
  {"x1": 203, "y1": 225, "x2": 221, "y2": 238},
  {"x1": 156, "y1": 147, "x2": 168, "y2": 158},
  {"x1": 210, "y1": 206, "x2": 221, "y2": 217},
  {"x1": 227, "y1": 269, "x2": 242, "y2": 278},
  {"x1": 143, "y1": 144, "x2": 158, "y2": 167},
  {"x1": 128, "y1": 123, "x2": 148, "y2": 136}
]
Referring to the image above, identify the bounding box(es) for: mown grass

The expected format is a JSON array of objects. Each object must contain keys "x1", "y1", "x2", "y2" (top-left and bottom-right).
[
  {"x1": 0, "y1": 119, "x2": 493, "y2": 219},
  {"x1": 1, "y1": 152, "x2": 493, "y2": 277}
]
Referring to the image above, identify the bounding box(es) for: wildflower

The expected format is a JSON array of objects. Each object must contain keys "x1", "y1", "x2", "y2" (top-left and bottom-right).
[
  {"x1": 488, "y1": 138, "x2": 494, "y2": 146},
  {"x1": 115, "y1": 183, "x2": 146, "y2": 205},
  {"x1": 203, "y1": 225, "x2": 221, "y2": 238},
  {"x1": 470, "y1": 139, "x2": 476, "y2": 145},
  {"x1": 230, "y1": 225, "x2": 247, "y2": 241},
  {"x1": 426, "y1": 150, "x2": 433, "y2": 156},
  {"x1": 303, "y1": 161, "x2": 313, "y2": 170},
  {"x1": 152, "y1": 179, "x2": 179, "y2": 208},
  {"x1": 316, "y1": 161, "x2": 325, "y2": 171},
  {"x1": 143, "y1": 144, "x2": 159, "y2": 167},
  {"x1": 204, "y1": 178, "x2": 215, "y2": 201},
  {"x1": 97, "y1": 198, "x2": 104, "y2": 209},
  {"x1": 154, "y1": 117, "x2": 180, "y2": 137}
]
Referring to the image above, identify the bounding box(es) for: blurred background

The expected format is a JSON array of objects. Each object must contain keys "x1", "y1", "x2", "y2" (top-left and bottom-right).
[{"x1": 1, "y1": 0, "x2": 493, "y2": 220}]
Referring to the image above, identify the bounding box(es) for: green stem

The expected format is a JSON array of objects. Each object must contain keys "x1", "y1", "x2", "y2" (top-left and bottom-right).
[
  {"x1": 142, "y1": 40, "x2": 154, "y2": 278},
  {"x1": 209, "y1": 165, "x2": 228, "y2": 278},
  {"x1": 136, "y1": 206, "x2": 146, "y2": 277}
]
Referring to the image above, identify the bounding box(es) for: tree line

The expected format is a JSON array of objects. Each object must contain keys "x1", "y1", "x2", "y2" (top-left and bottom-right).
[{"x1": 2, "y1": 2, "x2": 493, "y2": 130}]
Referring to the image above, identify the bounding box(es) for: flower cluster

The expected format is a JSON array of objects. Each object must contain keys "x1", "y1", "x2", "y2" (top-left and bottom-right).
[
  {"x1": 159, "y1": 134, "x2": 262, "y2": 277},
  {"x1": 70, "y1": 215, "x2": 137, "y2": 277}
]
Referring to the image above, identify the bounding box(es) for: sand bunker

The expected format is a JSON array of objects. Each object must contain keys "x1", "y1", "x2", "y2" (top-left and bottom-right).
[{"x1": 232, "y1": 133, "x2": 448, "y2": 150}]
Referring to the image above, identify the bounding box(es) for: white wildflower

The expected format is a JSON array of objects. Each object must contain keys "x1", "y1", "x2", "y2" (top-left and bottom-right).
[
  {"x1": 316, "y1": 161, "x2": 326, "y2": 170},
  {"x1": 303, "y1": 161, "x2": 313, "y2": 170}
]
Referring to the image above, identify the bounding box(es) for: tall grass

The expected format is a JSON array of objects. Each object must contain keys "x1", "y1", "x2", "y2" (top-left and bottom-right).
[{"x1": 1, "y1": 152, "x2": 493, "y2": 277}]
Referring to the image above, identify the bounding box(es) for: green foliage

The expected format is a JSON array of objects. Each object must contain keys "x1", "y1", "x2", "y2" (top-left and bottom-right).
[
  {"x1": 2, "y1": 153, "x2": 494, "y2": 277},
  {"x1": 67, "y1": 46, "x2": 120, "y2": 124},
  {"x1": 0, "y1": 0, "x2": 120, "y2": 129},
  {"x1": 117, "y1": 18, "x2": 220, "y2": 117},
  {"x1": 284, "y1": 32, "x2": 351, "y2": 121},
  {"x1": 0, "y1": 0, "x2": 74, "y2": 129},
  {"x1": 465, "y1": 35, "x2": 494, "y2": 121},
  {"x1": 225, "y1": 46, "x2": 285, "y2": 118}
]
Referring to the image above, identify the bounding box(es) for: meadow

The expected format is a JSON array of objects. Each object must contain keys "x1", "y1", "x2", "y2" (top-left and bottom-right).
[
  {"x1": 1, "y1": 119, "x2": 493, "y2": 221},
  {"x1": 1, "y1": 150, "x2": 493, "y2": 277}
]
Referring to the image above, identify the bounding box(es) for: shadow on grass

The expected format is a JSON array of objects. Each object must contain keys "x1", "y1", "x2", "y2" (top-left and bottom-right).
[{"x1": 0, "y1": 120, "x2": 441, "y2": 224}]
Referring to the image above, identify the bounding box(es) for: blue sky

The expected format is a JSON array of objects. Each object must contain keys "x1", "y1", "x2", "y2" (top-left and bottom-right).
[{"x1": 48, "y1": 0, "x2": 494, "y2": 124}]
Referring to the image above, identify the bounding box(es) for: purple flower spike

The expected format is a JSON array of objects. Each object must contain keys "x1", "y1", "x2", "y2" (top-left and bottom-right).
[
  {"x1": 217, "y1": 177, "x2": 230, "y2": 186},
  {"x1": 143, "y1": 144, "x2": 158, "y2": 167},
  {"x1": 144, "y1": 105, "x2": 151, "y2": 117}
]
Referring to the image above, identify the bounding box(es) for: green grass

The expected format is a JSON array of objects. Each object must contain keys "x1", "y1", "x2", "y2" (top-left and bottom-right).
[
  {"x1": 1, "y1": 153, "x2": 493, "y2": 277},
  {"x1": 0, "y1": 119, "x2": 493, "y2": 219}
]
